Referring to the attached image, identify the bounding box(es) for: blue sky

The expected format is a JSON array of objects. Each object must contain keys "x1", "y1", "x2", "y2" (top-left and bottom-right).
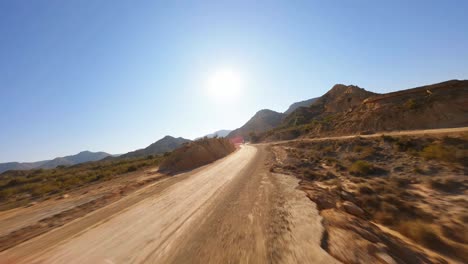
[{"x1": 1, "y1": 0, "x2": 467, "y2": 162}]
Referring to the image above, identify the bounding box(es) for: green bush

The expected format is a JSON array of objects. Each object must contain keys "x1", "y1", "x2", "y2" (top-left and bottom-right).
[
  {"x1": 420, "y1": 144, "x2": 456, "y2": 162},
  {"x1": 349, "y1": 160, "x2": 373, "y2": 176}
]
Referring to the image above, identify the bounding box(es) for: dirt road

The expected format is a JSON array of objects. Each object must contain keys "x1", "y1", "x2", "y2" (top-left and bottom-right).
[{"x1": 0, "y1": 145, "x2": 337, "y2": 264}]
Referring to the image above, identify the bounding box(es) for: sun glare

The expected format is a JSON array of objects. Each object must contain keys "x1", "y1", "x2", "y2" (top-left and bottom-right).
[{"x1": 206, "y1": 68, "x2": 243, "y2": 102}]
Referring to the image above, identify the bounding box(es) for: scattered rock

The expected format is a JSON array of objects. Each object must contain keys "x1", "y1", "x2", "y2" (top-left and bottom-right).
[
  {"x1": 25, "y1": 202, "x2": 38, "y2": 207},
  {"x1": 306, "y1": 192, "x2": 336, "y2": 210},
  {"x1": 340, "y1": 191, "x2": 356, "y2": 203},
  {"x1": 342, "y1": 201, "x2": 364, "y2": 218}
]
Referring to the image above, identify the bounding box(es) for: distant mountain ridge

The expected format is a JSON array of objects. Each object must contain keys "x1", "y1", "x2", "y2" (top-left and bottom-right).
[
  {"x1": 0, "y1": 151, "x2": 111, "y2": 174},
  {"x1": 227, "y1": 96, "x2": 319, "y2": 140},
  {"x1": 201, "y1": 130, "x2": 232, "y2": 138},
  {"x1": 40, "y1": 151, "x2": 111, "y2": 169},
  {"x1": 1, "y1": 135, "x2": 191, "y2": 173},
  {"x1": 284, "y1": 97, "x2": 318, "y2": 115},
  {"x1": 227, "y1": 109, "x2": 285, "y2": 139},
  {"x1": 121, "y1": 135, "x2": 191, "y2": 158}
]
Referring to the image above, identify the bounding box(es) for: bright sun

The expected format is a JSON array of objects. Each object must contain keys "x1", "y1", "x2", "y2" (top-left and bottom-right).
[{"x1": 206, "y1": 69, "x2": 243, "y2": 102}]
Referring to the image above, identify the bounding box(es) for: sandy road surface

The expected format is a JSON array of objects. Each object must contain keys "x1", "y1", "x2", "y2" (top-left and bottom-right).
[{"x1": 1, "y1": 145, "x2": 337, "y2": 264}]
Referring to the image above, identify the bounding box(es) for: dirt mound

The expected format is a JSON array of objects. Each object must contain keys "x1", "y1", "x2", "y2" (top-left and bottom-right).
[{"x1": 158, "y1": 138, "x2": 236, "y2": 173}]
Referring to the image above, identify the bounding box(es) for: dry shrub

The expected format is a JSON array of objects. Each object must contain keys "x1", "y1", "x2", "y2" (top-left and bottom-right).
[
  {"x1": 392, "y1": 176, "x2": 412, "y2": 187},
  {"x1": 420, "y1": 144, "x2": 460, "y2": 163},
  {"x1": 349, "y1": 160, "x2": 373, "y2": 176},
  {"x1": 353, "y1": 145, "x2": 376, "y2": 159},
  {"x1": 427, "y1": 177, "x2": 464, "y2": 193},
  {"x1": 381, "y1": 134, "x2": 396, "y2": 143},
  {"x1": 441, "y1": 223, "x2": 468, "y2": 244},
  {"x1": 159, "y1": 137, "x2": 235, "y2": 173},
  {"x1": 374, "y1": 202, "x2": 399, "y2": 225},
  {"x1": 399, "y1": 221, "x2": 441, "y2": 248},
  {"x1": 303, "y1": 169, "x2": 336, "y2": 182},
  {"x1": 398, "y1": 221, "x2": 468, "y2": 262},
  {"x1": 357, "y1": 184, "x2": 374, "y2": 194}
]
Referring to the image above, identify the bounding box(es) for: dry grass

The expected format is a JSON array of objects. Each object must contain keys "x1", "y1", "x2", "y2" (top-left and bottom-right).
[
  {"x1": 349, "y1": 160, "x2": 373, "y2": 176},
  {"x1": 0, "y1": 155, "x2": 163, "y2": 205}
]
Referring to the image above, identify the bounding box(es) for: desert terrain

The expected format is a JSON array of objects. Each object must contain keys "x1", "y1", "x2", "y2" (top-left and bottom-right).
[{"x1": 0, "y1": 127, "x2": 466, "y2": 263}]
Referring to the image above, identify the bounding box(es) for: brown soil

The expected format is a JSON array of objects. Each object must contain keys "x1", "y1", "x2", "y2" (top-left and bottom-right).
[{"x1": 270, "y1": 131, "x2": 468, "y2": 263}]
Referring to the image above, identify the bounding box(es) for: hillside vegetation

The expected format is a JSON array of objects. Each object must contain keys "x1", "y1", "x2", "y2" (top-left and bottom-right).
[
  {"x1": 0, "y1": 155, "x2": 163, "y2": 208},
  {"x1": 159, "y1": 137, "x2": 236, "y2": 173}
]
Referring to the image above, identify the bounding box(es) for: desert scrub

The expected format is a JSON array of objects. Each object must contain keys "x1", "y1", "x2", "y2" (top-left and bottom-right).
[
  {"x1": 381, "y1": 134, "x2": 396, "y2": 142},
  {"x1": 0, "y1": 155, "x2": 163, "y2": 204},
  {"x1": 349, "y1": 160, "x2": 373, "y2": 176},
  {"x1": 394, "y1": 137, "x2": 418, "y2": 152},
  {"x1": 398, "y1": 220, "x2": 468, "y2": 262},
  {"x1": 399, "y1": 221, "x2": 441, "y2": 247},
  {"x1": 427, "y1": 177, "x2": 464, "y2": 193},
  {"x1": 420, "y1": 144, "x2": 461, "y2": 163},
  {"x1": 353, "y1": 145, "x2": 376, "y2": 159},
  {"x1": 412, "y1": 166, "x2": 424, "y2": 174}
]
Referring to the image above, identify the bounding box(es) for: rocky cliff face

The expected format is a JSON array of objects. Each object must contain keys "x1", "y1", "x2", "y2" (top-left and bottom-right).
[{"x1": 264, "y1": 80, "x2": 468, "y2": 141}]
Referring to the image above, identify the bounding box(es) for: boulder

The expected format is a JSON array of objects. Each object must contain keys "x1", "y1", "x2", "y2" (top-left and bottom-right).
[{"x1": 343, "y1": 201, "x2": 364, "y2": 218}]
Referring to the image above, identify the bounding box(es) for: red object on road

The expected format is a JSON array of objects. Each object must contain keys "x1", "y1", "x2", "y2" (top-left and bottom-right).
[{"x1": 230, "y1": 136, "x2": 244, "y2": 146}]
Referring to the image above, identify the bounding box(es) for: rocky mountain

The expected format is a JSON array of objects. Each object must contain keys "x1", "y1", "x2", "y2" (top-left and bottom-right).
[
  {"x1": 284, "y1": 97, "x2": 318, "y2": 115},
  {"x1": 282, "y1": 84, "x2": 376, "y2": 127},
  {"x1": 265, "y1": 80, "x2": 468, "y2": 140},
  {"x1": 0, "y1": 161, "x2": 46, "y2": 174},
  {"x1": 121, "y1": 136, "x2": 191, "y2": 158},
  {"x1": 40, "y1": 151, "x2": 111, "y2": 169},
  {"x1": 227, "y1": 109, "x2": 284, "y2": 139},
  {"x1": 0, "y1": 151, "x2": 111, "y2": 173},
  {"x1": 226, "y1": 97, "x2": 320, "y2": 140},
  {"x1": 202, "y1": 130, "x2": 232, "y2": 138}
]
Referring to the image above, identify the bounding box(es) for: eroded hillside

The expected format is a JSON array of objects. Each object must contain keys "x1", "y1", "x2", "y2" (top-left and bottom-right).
[{"x1": 257, "y1": 80, "x2": 468, "y2": 141}]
